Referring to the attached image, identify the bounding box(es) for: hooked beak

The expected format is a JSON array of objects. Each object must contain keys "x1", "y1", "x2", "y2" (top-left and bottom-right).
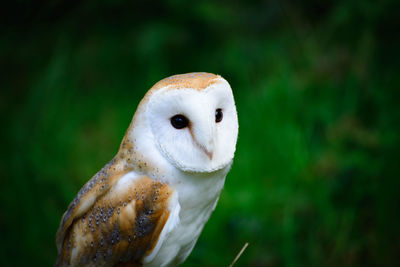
[
  {"x1": 188, "y1": 121, "x2": 215, "y2": 160},
  {"x1": 197, "y1": 143, "x2": 213, "y2": 160}
]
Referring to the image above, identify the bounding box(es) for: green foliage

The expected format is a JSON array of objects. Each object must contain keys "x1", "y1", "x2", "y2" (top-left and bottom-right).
[{"x1": 1, "y1": 1, "x2": 399, "y2": 266}]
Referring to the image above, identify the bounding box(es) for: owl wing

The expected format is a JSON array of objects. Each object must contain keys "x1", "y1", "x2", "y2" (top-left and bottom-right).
[
  {"x1": 56, "y1": 159, "x2": 120, "y2": 253},
  {"x1": 56, "y1": 170, "x2": 180, "y2": 266}
]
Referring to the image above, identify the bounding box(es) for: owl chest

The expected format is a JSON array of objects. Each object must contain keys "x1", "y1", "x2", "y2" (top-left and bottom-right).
[
  {"x1": 172, "y1": 187, "x2": 220, "y2": 244},
  {"x1": 154, "y1": 173, "x2": 226, "y2": 265}
]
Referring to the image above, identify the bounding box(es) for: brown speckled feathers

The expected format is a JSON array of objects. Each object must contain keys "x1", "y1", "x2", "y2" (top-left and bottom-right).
[{"x1": 56, "y1": 173, "x2": 173, "y2": 266}]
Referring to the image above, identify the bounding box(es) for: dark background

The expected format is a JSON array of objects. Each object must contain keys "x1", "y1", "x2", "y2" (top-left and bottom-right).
[{"x1": 1, "y1": 0, "x2": 399, "y2": 266}]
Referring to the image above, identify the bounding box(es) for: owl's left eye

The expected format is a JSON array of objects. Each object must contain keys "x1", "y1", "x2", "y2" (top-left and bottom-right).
[
  {"x1": 170, "y1": 114, "x2": 189, "y2": 129},
  {"x1": 215, "y1": 108, "x2": 223, "y2": 123}
]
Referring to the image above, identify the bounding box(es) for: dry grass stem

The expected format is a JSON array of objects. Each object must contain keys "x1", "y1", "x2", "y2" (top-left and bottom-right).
[{"x1": 229, "y1": 242, "x2": 249, "y2": 267}]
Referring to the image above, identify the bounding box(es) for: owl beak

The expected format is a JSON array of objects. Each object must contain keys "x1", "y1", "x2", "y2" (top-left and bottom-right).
[
  {"x1": 189, "y1": 122, "x2": 215, "y2": 160},
  {"x1": 201, "y1": 145, "x2": 213, "y2": 160}
]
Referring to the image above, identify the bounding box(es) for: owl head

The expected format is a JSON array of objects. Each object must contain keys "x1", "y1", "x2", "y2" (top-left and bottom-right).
[{"x1": 125, "y1": 73, "x2": 238, "y2": 173}]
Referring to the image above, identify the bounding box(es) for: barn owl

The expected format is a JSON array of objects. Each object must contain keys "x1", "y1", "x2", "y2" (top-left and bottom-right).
[{"x1": 55, "y1": 72, "x2": 239, "y2": 266}]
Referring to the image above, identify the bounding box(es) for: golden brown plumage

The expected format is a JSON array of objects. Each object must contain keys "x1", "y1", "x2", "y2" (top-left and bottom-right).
[{"x1": 56, "y1": 168, "x2": 174, "y2": 266}]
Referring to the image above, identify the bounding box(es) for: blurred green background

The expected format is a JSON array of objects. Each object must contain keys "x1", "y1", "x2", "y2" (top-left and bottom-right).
[{"x1": 1, "y1": 0, "x2": 399, "y2": 266}]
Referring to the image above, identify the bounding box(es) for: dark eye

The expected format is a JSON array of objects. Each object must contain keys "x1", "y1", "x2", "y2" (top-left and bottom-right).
[
  {"x1": 170, "y1": 114, "x2": 189, "y2": 129},
  {"x1": 215, "y1": 108, "x2": 223, "y2": 123}
]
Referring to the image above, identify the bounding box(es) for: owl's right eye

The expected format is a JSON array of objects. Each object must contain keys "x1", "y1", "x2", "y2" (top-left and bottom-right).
[{"x1": 170, "y1": 114, "x2": 189, "y2": 129}]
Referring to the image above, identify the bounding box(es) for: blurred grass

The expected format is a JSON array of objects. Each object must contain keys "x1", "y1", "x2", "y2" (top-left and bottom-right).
[{"x1": 1, "y1": 0, "x2": 399, "y2": 266}]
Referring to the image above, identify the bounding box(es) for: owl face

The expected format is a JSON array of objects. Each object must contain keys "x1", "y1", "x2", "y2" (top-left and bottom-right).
[{"x1": 146, "y1": 77, "x2": 238, "y2": 173}]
